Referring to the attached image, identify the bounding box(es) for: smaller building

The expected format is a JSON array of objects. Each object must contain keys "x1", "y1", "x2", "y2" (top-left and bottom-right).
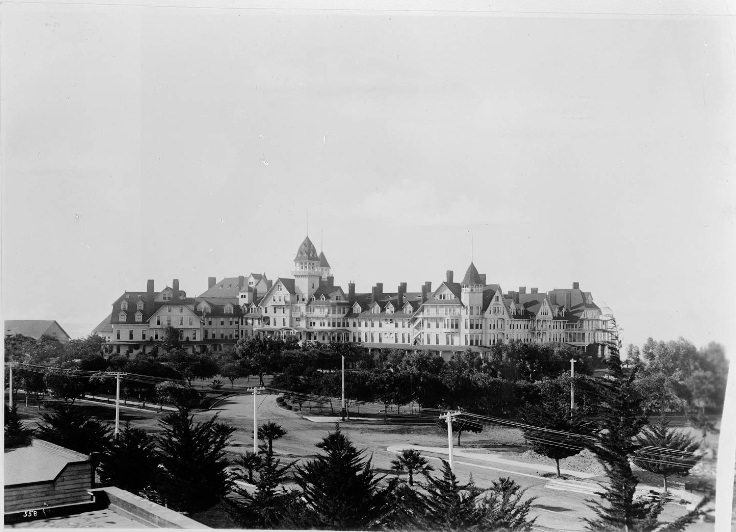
[{"x1": 4, "y1": 320, "x2": 71, "y2": 344}]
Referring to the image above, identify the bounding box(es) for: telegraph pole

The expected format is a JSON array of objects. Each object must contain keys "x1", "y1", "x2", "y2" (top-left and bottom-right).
[
  {"x1": 341, "y1": 354, "x2": 346, "y2": 421},
  {"x1": 104, "y1": 371, "x2": 127, "y2": 438},
  {"x1": 253, "y1": 386, "x2": 258, "y2": 453},
  {"x1": 8, "y1": 362, "x2": 14, "y2": 409},
  {"x1": 570, "y1": 358, "x2": 576, "y2": 415},
  {"x1": 440, "y1": 411, "x2": 458, "y2": 473}
]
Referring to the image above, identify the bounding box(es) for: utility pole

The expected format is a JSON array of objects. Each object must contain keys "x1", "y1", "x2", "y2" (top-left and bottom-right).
[
  {"x1": 8, "y1": 362, "x2": 14, "y2": 409},
  {"x1": 104, "y1": 371, "x2": 127, "y2": 438},
  {"x1": 341, "y1": 354, "x2": 346, "y2": 421},
  {"x1": 253, "y1": 386, "x2": 258, "y2": 453},
  {"x1": 570, "y1": 358, "x2": 576, "y2": 415},
  {"x1": 440, "y1": 411, "x2": 459, "y2": 473}
]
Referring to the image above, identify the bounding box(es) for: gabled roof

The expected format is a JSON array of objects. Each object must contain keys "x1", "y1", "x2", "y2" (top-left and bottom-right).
[
  {"x1": 199, "y1": 276, "x2": 248, "y2": 298},
  {"x1": 250, "y1": 273, "x2": 267, "y2": 281},
  {"x1": 318, "y1": 251, "x2": 330, "y2": 268},
  {"x1": 5, "y1": 320, "x2": 71, "y2": 342},
  {"x1": 294, "y1": 236, "x2": 319, "y2": 262},
  {"x1": 91, "y1": 314, "x2": 113, "y2": 335},
  {"x1": 461, "y1": 262, "x2": 484, "y2": 286},
  {"x1": 425, "y1": 282, "x2": 462, "y2": 304},
  {"x1": 480, "y1": 284, "x2": 502, "y2": 311},
  {"x1": 195, "y1": 297, "x2": 242, "y2": 316}
]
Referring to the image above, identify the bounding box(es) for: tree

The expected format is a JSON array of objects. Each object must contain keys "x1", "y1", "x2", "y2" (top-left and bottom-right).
[
  {"x1": 155, "y1": 381, "x2": 201, "y2": 411},
  {"x1": 237, "y1": 450, "x2": 263, "y2": 484},
  {"x1": 287, "y1": 425, "x2": 393, "y2": 529},
  {"x1": 220, "y1": 361, "x2": 244, "y2": 387},
  {"x1": 421, "y1": 459, "x2": 484, "y2": 530},
  {"x1": 229, "y1": 444, "x2": 294, "y2": 529},
  {"x1": 632, "y1": 417, "x2": 700, "y2": 492},
  {"x1": 582, "y1": 349, "x2": 661, "y2": 531},
  {"x1": 161, "y1": 326, "x2": 182, "y2": 353},
  {"x1": 477, "y1": 476, "x2": 536, "y2": 531},
  {"x1": 258, "y1": 421, "x2": 287, "y2": 456},
  {"x1": 98, "y1": 422, "x2": 158, "y2": 494},
  {"x1": 520, "y1": 377, "x2": 592, "y2": 477},
  {"x1": 44, "y1": 370, "x2": 88, "y2": 403},
  {"x1": 36, "y1": 405, "x2": 112, "y2": 455},
  {"x1": 391, "y1": 449, "x2": 433, "y2": 486},
  {"x1": 4, "y1": 405, "x2": 33, "y2": 448},
  {"x1": 156, "y1": 407, "x2": 235, "y2": 513},
  {"x1": 437, "y1": 413, "x2": 483, "y2": 446}
]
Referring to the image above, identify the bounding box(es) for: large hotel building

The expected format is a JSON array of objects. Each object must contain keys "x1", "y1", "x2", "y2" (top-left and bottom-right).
[{"x1": 93, "y1": 236, "x2": 615, "y2": 358}]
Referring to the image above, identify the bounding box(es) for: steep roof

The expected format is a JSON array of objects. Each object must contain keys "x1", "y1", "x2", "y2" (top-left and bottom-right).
[
  {"x1": 461, "y1": 262, "x2": 484, "y2": 286},
  {"x1": 91, "y1": 314, "x2": 113, "y2": 335},
  {"x1": 199, "y1": 276, "x2": 247, "y2": 298},
  {"x1": 294, "y1": 236, "x2": 319, "y2": 262},
  {"x1": 318, "y1": 251, "x2": 330, "y2": 268},
  {"x1": 4, "y1": 320, "x2": 71, "y2": 342}
]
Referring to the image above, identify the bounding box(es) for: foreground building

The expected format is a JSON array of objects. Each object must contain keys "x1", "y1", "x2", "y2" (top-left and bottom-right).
[{"x1": 94, "y1": 236, "x2": 615, "y2": 357}]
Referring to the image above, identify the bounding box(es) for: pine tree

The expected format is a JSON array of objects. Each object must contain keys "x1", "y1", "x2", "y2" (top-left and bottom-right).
[
  {"x1": 156, "y1": 407, "x2": 235, "y2": 513},
  {"x1": 288, "y1": 425, "x2": 393, "y2": 530},
  {"x1": 477, "y1": 477, "x2": 536, "y2": 531},
  {"x1": 391, "y1": 448, "x2": 433, "y2": 486},
  {"x1": 36, "y1": 405, "x2": 111, "y2": 455},
  {"x1": 632, "y1": 416, "x2": 700, "y2": 492},
  {"x1": 98, "y1": 422, "x2": 158, "y2": 495},
  {"x1": 4, "y1": 404, "x2": 33, "y2": 448},
  {"x1": 421, "y1": 460, "x2": 483, "y2": 531},
  {"x1": 582, "y1": 348, "x2": 661, "y2": 531},
  {"x1": 520, "y1": 378, "x2": 591, "y2": 477},
  {"x1": 228, "y1": 443, "x2": 293, "y2": 529}
]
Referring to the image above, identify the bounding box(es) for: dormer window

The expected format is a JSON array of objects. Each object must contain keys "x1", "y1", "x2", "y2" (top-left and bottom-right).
[
  {"x1": 137, "y1": 301, "x2": 144, "y2": 311},
  {"x1": 121, "y1": 301, "x2": 128, "y2": 311},
  {"x1": 119, "y1": 312, "x2": 127, "y2": 321},
  {"x1": 135, "y1": 312, "x2": 143, "y2": 323},
  {"x1": 320, "y1": 295, "x2": 326, "y2": 301},
  {"x1": 225, "y1": 304, "x2": 233, "y2": 314}
]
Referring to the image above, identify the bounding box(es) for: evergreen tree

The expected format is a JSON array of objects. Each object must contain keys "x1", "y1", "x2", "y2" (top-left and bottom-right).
[
  {"x1": 476, "y1": 477, "x2": 536, "y2": 531},
  {"x1": 4, "y1": 404, "x2": 33, "y2": 448},
  {"x1": 380, "y1": 479, "x2": 431, "y2": 530},
  {"x1": 632, "y1": 416, "x2": 700, "y2": 492},
  {"x1": 288, "y1": 425, "x2": 393, "y2": 529},
  {"x1": 258, "y1": 421, "x2": 286, "y2": 455},
  {"x1": 391, "y1": 448, "x2": 433, "y2": 486},
  {"x1": 520, "y1": 377, "x2": 592, "y2": 477},
  {"x1": 237, "y1": 450, "x2": 263, "y2": 484},
  {"x1": 36, "y1": 405, "x2": 111, "y2": 455},
  {"x1": 156, "y1": 407, "x2": 235, "y2": 513},
  {"x1": 582, "y1": 348, "x2": 661, "y2": 531},
  {"x1": 228, "y1": 443, "x2": 293, "y2": 529},
  {"x1": 98, "y1": 422, "x2": 158, "y2": 495},
  {"x1": 421, "y1": 460, "x2": 484, "y2": 531}
]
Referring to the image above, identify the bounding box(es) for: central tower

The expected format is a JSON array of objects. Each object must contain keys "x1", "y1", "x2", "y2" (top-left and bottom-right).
[{"x1": 293, "y1": 235, "x2": 321, "y2": 299}]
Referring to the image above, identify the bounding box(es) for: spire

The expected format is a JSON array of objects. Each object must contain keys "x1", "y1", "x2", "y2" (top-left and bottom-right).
[
  {"x1": 319, "y1": 251, "x2": 330, "y2": 268},
  {"x1": 461, "y1": 262, "x2": 484, "y2": 287},
  {"x1": 294, "y1": 235, "x2": 319, "y2": 262}
]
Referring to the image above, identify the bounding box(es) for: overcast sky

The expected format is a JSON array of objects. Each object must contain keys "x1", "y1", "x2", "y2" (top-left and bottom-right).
[{"x1": 2, "y1": 0, "x2": 735, "y2": 357}]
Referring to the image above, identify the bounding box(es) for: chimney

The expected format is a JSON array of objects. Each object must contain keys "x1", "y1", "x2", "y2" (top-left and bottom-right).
[
  {"x1": 531, "y1": 287, "x2": 538, "y2": 294},
  {"x1": 376, "y1": 283, "x2": 383, "y2": 300},
  {"x1": 479, "y1": 274, "x2": 486, "y2": 285},
  {"x1": 172, "y1": 279, "x2": 180, "y2": 300},
  {"x1": 424, "y1": 281, "x2": 432, "y2": 295},
  {"x1": 208, "y1": 277, "x2": 216, "y2": 289},
  {"x1": 573, "y1": 282, "x2": 580, "y2": 290},
  {"x1": 147, "y1": 279, "x2": 154, "y2": 294},
  {"x1": 421, "y1": 284, "x2": 428, "y2": 303},
  {"x1": 371, "y1": 285, "x2": 379, "y2": 302},
  {"x1": 348, "y1": 282, "x2": 356, "y2": 303},
  {"x1": 446, "y1": 270, "x2": 454, "y2": 283},
  {"x1": 519, "y1": 286, "x2": 526, "y2": 295},
  {"x1": 238, "y1": 275, "x2": 245, "y2": 289},
  {"x1": 566, "y1": 292, "x2": 572, "y2": 309},
  {"x1": 327, "y1": 275, "x2": 334, "y2": 288},
  {"x1": 252, "y1": 287, "x2": 258, "y2": 302},
  {"x1": 397, "y1": 282, "x2": 406, "y2": 307}
]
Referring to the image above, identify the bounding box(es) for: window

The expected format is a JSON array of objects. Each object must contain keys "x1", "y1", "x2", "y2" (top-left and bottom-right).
[
  {"x1": 137, "y1": 301, "x2": 144, "y2": 311},
  {"x1": 189, "y1": 317, "x2": 193, "y2": 326},
  {"x1": 156, "y1": 316, "x2": 161, "y2": 326},
  {"x1": 135, "y1": 312, "x2": 142, "y2": 323},
  {"x1": 166, "y1": 317, "x2": 171, "y2": 326},
  {"x1": 179, "y1": 317, "x2": 183, "y2": 326},
  {"x1": 220, "y1": 319, "x2": 224, "y2": 326},
  {"x1": 116, "y1": 330, "x2": 120, "y2": 340},
  {"x1": 119, "y1": 312, "x2": 127, "y2": 321},
  {"x1": 155, "y1": 330, "x2": 159, "y2": 340},
  {"x1": 121, "y1": 301, "x2": 128, "y2": 311},
  {"x1": 129, "y1": 330, "x2": 133, "y2": 340},
  {"x1": 180, "y1": 307, "x2": 183, "y2": 313},
  {"x1": 168, "y1": 306, "x2": 171, "y2": 312},
  {"x1": 142, "y1": 330, "x2": 146, "y2": 340}
]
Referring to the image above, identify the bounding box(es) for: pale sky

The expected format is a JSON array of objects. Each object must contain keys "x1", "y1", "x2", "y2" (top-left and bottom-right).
[{"x1": 2, "y1": 0, "x2": 735, "y2": 356}]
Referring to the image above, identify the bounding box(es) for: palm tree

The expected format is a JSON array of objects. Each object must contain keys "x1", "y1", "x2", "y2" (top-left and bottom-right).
[
  {"x1": 238, "y1": 451, "x2": 263, "y2": 484},
  {"x1": 391, "y1": 449, "x2": 433, "y2": 486},
  {"x1": 258, "y1": 421, "x2": 287, "y2": 455}
]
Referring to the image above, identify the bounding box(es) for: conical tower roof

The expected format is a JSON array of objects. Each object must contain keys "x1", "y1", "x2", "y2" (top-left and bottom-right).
[
  {"x1": 319, "y1": 251, "x2": 331, "y2": 268},
  {"x1": 294, "y1": 236, "x2": 319, "y2": 262},
  {"x1": 461, "y1": 262, "x2": 484, "y2": 286}
]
